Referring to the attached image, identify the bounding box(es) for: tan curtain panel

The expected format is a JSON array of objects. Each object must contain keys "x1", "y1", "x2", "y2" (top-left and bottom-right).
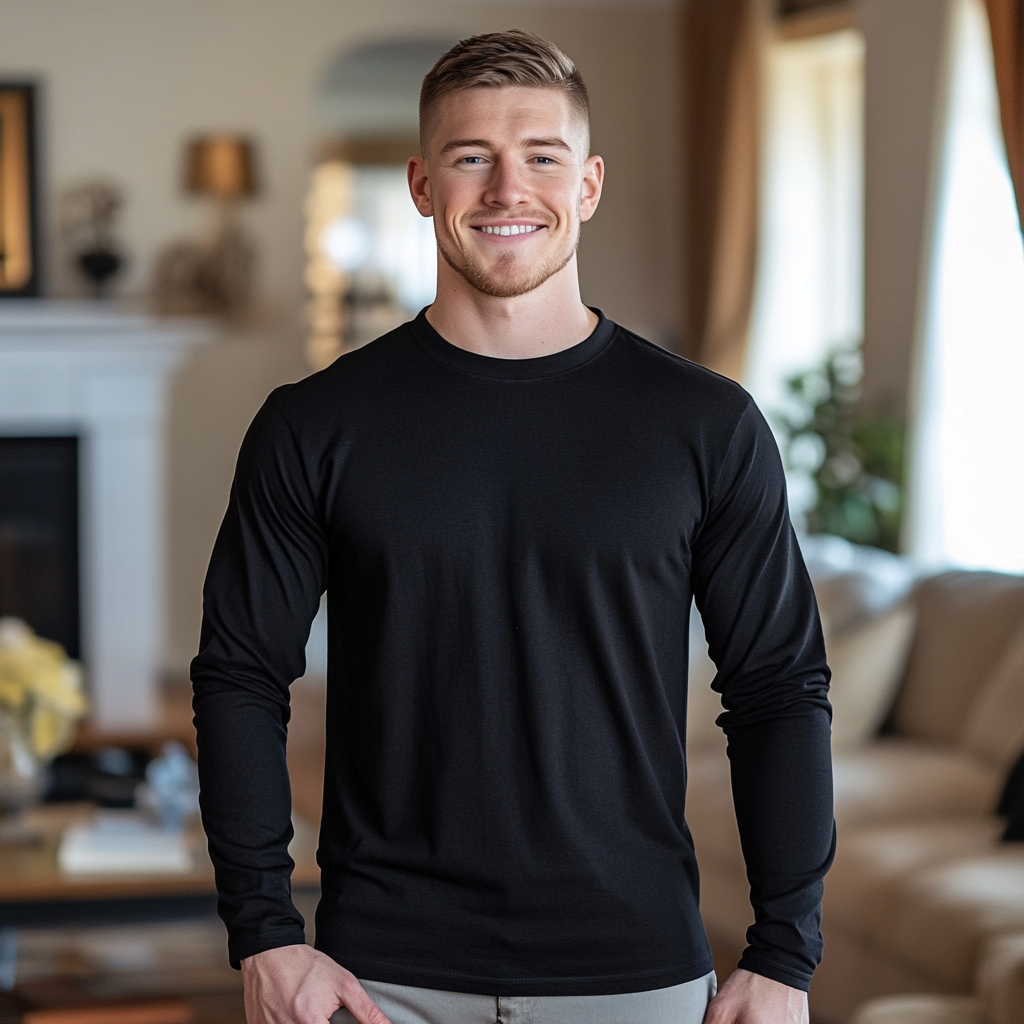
[
  {"x1": 984, "y1": 0, "x2": 1024, "y2": 231},
  {"x1": 679, "y1": 0, "x2": 760, "y2": 381}
]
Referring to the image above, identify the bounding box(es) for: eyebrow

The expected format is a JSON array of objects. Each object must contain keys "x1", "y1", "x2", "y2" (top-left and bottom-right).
[{"x1": 439, "y1": 136, "x2": 574, "y2": 155}]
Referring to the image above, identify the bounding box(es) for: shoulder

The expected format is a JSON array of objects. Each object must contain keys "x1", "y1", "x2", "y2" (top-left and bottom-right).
[
  {"x1": 267, "y1": 320, "x2": 418, "y2": 423},
  {"x1": 603, "y1": 320, "x2": 758, "y2": 438},
  {"x1": 232, "y1": 322, "x2": 420, "y2": 468}
]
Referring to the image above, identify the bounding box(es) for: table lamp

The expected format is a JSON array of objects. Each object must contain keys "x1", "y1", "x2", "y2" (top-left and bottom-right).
[
  {"x1": 154, "y1": 135, "x2": 259, "y2": 318},
  {"x1": 185, "y1": 135, "x2": 257, "y2": 201}
]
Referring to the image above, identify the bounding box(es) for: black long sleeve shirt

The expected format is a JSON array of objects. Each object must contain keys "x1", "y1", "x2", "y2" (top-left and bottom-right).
[{"x1": 192, "y1": 310, "x2": 834, "y2": 995}]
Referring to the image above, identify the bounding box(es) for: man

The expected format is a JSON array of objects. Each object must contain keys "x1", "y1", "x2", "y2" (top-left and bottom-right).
[{"x1": 192, "y1": 30, "x2": 834, "y2": 1024}]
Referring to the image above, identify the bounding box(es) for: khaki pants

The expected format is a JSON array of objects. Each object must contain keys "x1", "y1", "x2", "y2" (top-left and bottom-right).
[{"x1": 330, "y1": 971, "x2": 717, "y2": 1024}]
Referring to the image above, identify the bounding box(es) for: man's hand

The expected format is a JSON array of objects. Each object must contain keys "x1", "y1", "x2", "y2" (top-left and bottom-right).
[
  {"x1": 703, "y1": 969, "x2": 809, "y2": 1024},
  {"x1": 241, "y1": 944, "x2": 391, "y2": 1024}
]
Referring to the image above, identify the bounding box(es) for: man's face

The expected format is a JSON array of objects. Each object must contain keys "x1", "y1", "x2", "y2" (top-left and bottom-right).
[{"x1": 408, "y1": 86, "x2": 603, "y2": 299}]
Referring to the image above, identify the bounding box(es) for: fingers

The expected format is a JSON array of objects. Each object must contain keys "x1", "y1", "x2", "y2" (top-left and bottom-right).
[
  {"x1": 239, "y1": 944, "x2": 393, "y2": 1024},
  {"x1": 701, "y1": 990, "x2": 735, "y2": 1024},
  {"x1": 335, "y1": 976, "x2": 392, "y2": 1024}
]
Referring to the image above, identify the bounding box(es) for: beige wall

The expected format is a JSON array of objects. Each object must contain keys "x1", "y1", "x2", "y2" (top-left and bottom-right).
[{"x1": 0, "y1": 0, "x2": 679, "y2": 675}]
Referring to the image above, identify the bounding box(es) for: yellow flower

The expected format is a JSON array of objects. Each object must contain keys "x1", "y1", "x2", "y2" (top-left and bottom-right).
[
  {"x1": 0, "y1": 669, "x2": 27, "y2": 710},
  {"x1": 29, "y1": 705, "x2": 76, "y2": 761},
  {"x1": 0, "y1": 618, "x2": 88, "y2": 761}
]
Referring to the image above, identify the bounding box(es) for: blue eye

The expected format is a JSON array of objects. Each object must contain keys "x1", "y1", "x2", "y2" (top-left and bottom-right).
[{"x1": 460, "y1": 156, "x2": 485, "y2": 164}]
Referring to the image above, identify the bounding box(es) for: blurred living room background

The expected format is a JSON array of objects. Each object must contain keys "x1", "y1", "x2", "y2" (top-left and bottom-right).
[{"x1": 1, "y1": 0, "x2": 1023, "y2": 1022}]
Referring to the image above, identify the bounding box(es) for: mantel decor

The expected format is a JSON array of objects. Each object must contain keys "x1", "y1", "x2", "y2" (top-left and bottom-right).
[
  {"x1": 61, "y1": 179, "x2": 126, "y2": 298},
  {"x1": 0, "y1": 82, "x2": 40, "y2": 298}
]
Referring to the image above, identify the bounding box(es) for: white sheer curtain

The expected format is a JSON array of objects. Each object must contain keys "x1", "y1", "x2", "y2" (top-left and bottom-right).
[
  {"x1": 745, "y1": 28, "x2": 864, "y2": 417},
  {"x1": 910, "y1": 0, "x2": 1024, "y2": 573}
]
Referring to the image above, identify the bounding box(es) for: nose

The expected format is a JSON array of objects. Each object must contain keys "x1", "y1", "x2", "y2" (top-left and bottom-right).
[{"x1": 482, "y1": 158, "x2": 530, "y2": 209}]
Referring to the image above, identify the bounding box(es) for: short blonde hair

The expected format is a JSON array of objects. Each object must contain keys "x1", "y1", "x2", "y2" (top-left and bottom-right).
[{"x1": 419, "y1": 30, "x2": 590, "y2": 154}]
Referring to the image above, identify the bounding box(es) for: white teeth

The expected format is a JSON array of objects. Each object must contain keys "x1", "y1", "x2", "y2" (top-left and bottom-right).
[{"x1": 481, "y1": 224, "x2": 539, "y2": 235}]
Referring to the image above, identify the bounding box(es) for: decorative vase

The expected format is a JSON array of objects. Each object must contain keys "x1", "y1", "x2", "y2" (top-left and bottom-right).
[{"x1": 0, "y1": 710, "x2": 44, "y2": 845}]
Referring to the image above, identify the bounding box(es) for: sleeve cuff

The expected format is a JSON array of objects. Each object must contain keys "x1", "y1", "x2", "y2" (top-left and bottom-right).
[
  {"x1": 737, "y1": 949, "x2": 813, "y2": 993},
  {"x1": 228, "y1": 926, "x2": 310, "y2": 970}
]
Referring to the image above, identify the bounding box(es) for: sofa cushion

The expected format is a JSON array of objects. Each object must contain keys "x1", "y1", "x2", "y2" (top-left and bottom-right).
[
  {"x1": 825, "y1": 817, "x2": 1002, "y2": 937},
  {"x1": 892, "y1": 572, "x2": 1024, "y2": 745},
  {"x1": 800, "y1": 534, "x2": 915, "y2": 638},
  {"x1": 850, "y1": 995, "x2": 985, "y2": 1024},
  {"x1": 833, "y1": 738, "x2": 1002, "y2": 827},
  {"x1": 829, "y1": 604, "x2": 916, "y2": 751},
  {"x1": 888, "y1": 849, "x2": 1024, "y2": 988},
  {"x1": 962, "y1": 624, "x2": 1024, "y2": 769}
]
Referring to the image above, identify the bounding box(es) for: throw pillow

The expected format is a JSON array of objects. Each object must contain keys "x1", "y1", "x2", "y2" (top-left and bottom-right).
[
  {"x1": 962, "y1": 624, "x2": 1024, "y2": 769},
  {"x1": 828, "y1": 603, "x2": 917, "y2": 751},
  {"x1": 997, "y1": 746, "x2": 1024, "y2": 841}
]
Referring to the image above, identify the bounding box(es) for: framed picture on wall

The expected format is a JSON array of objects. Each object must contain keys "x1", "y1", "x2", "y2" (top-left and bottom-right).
[{"x1": 0, "y1": 82, "x2": 39, "y2": 297}]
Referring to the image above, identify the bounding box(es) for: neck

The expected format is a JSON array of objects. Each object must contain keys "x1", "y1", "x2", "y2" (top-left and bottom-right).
[{"x1": 425, "y1": 255, "x2": 599, "y2": 358}]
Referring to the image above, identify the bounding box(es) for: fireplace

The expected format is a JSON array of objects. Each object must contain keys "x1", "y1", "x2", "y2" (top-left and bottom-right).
[
  {"x1": 0, "y1": 436, "x2": 80, "y2": 657},
  {"x1": 0, "y1": 302, "x2": 206, "y2": 728}
]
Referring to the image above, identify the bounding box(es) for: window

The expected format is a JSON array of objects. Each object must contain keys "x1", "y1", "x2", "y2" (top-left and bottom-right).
[{"x1": 910, "y1": 0, "x2": 1024, "y2": 573}]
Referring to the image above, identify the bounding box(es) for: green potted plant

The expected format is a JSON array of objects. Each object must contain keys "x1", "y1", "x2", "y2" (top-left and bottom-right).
[{"x1": 776, "y1": 348, "x2": 906, "y2": 554}]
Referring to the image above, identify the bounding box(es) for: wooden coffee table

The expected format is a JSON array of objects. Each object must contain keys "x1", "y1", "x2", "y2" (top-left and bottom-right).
[{"x1": 0, "y1": 804, "x2": 321, "y2": 991}]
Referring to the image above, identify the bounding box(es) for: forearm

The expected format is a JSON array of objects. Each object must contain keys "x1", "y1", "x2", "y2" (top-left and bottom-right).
[
  {"x1": 193, "y1": 678, "x2": 307, "y2": 966},
  {"x1": 725, "y1": 707, "x2": 835, "y2": 991}
]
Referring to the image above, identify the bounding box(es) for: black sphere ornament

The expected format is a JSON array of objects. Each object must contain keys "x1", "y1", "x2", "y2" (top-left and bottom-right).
[{"x1": 77, "y1": 248, "x2": 123, "y2": 298}]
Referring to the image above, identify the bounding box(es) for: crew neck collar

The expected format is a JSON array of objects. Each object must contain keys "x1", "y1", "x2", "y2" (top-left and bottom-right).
[{"x1": 409, "y1": 307, "x2": 615, "y2": 380}]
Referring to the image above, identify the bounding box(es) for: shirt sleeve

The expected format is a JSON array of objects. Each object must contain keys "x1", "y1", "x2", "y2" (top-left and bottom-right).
[
  {"x1": 690, "y1": 399, "x2": 835, "y2": 993},
  {"x1": 191, "y1": 393, "x2": 328, "y2": 968}
]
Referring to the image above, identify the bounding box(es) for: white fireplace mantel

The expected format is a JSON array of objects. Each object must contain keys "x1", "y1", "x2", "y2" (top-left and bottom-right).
[{"x1": 0, "y1": 300, "x2": 209, "y2": 730}]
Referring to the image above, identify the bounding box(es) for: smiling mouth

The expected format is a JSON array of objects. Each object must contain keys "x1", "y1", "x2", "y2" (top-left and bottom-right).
[{"x1": 473, "y1": 224, "x2": 544, "y2": 237}]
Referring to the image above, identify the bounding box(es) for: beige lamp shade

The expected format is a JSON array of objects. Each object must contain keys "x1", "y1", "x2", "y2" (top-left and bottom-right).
[{"x1": 184, "y1": 135, "x2": 257, "y2": 198}]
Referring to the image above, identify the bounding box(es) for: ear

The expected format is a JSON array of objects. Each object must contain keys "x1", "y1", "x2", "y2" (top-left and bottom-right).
[
  {"x1": 579, "y1": 154, "x2": 604, "y2": 224},
  {"x1": 407, "y1": 157, "x2": 433, "y2": 218}
]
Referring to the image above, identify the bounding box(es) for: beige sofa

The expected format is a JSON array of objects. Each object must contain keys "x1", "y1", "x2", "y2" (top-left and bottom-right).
[
  {"x1": 686, "y1": 543, "x2": 1024, "y2": 1024},
  {"x1": 850, "y1": 930, "x2": 1024, "y2": 1024}
]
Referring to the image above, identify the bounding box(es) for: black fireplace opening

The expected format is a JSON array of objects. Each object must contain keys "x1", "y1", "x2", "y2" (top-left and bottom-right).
[{"x1": 0, "y1": 436, "x2": 80, "y2": 658}]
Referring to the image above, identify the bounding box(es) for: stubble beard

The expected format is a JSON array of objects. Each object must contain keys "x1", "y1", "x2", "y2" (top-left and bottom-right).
[{"x1": 435, "y1": 215, "x2": 581, "y2": 300}]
